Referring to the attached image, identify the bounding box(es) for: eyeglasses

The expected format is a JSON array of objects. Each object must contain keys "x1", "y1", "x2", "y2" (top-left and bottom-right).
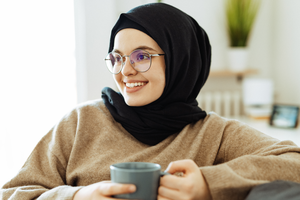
[{"x1": 104, "y1": 49, "x2": 165, "y2": 74}]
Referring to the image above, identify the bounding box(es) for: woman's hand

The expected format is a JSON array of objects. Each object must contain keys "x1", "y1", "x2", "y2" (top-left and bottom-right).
[
  {"x1": 158, "y1": 159, "x2": 212, "y2": 200},
  {"x1": 73, "y1": 181, "x2": 136, "y2": 200}
]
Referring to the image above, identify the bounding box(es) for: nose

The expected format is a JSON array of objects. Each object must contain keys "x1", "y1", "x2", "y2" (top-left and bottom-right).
[{"x1": 121, "y1": 55, "x2": 138, "y2": 76}]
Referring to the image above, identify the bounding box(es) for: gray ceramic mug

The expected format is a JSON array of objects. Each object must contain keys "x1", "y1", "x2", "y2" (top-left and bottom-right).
[{"x1": 110, "y1": 162, "x2": 169, "y2": 200}]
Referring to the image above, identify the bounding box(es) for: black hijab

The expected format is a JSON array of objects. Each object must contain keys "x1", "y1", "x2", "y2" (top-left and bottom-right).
[{"x1": 101, "y1": 3, "x2": 211, "y2": 146}]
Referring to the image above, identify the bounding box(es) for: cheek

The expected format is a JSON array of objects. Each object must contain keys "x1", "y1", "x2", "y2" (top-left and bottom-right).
[
  {"x1": 158, "y1": 60, "x2": 166, "y2": 88},
  {"x1": 159, "y1": 76, "x2": 166, "y2": 92},
  {"x1": 153, "y1": 72, "x2": 166, "y2": 93},
  {"x1": 113, "y1": 75, "x2": 123, "y2": 90},
  {"x1": 113, "y1": 74, "x2": 121, "y2": 83},
  {"x1": 157, "y1": 66, "x2": 166, "y2": 89}
]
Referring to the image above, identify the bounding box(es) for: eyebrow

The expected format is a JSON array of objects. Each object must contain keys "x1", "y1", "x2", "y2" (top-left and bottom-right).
[{"x1": 113, "y1": 46, "x2": 157, "y2": 54}]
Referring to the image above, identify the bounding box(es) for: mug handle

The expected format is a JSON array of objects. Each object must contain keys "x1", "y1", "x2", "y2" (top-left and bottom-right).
[{"x1": 160, "y1": 171, "x2": 171, "y2": 176}]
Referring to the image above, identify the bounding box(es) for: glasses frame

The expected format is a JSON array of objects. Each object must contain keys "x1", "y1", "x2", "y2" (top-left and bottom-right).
[{"x1": 104, "y1": 49, "x2": 165, "y2": 74}]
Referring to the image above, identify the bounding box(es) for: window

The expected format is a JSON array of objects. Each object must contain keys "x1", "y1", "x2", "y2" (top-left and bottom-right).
[{"x1": 0, "y1": 0, "x2": 76, "y2": 187}]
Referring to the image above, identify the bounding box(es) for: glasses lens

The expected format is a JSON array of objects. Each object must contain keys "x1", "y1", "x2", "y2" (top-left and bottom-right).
[
  {"x1": 130, "y1": 50, "x2": 151, "y2": 72},
  {"x1": 105, "y1": 52, "x2": 122, "y2": 74}
]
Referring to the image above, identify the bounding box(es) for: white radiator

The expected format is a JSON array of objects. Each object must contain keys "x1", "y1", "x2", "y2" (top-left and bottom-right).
[{"x1": 197, "y1": 90, "x2": 243, "y2": 118}]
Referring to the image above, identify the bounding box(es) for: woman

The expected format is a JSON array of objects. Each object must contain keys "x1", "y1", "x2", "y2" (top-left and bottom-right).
[{"x1": 1, "y1": 3, "x2": 300, "y2": 200}]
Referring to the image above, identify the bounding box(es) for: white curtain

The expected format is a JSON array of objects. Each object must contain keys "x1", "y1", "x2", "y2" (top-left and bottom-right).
[{"x1": 0, "y1": 0, "x2": 76, "y2": 187}]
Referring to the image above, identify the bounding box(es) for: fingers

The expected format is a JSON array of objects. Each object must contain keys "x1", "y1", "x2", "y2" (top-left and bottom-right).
[
  {"x1": 73, "y1": 181, "x2": 136, "y2": 200},
  {"x1": 161, "y1": 159, "x2": 199, "y2": 190},
  {"x1": 160, "y1": 174, "x2": 182, "y2": 189},
  {"x1": 98, "y1": 182, "x2": 136, "y2": 196},
  {"x1": 157, "y1": 195, "x2": 171, "y2": 200},
  {"x1": 158, "y1": 185, "x2": 183, "y2": 200},
  {"x1": 165, "y1": 159, "x2": 198, "y2": 174}
]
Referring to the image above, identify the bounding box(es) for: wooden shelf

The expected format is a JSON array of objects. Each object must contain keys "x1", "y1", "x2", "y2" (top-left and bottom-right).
[{"x1": 209, "y1": 69, "x2": 258, "y2": 77}]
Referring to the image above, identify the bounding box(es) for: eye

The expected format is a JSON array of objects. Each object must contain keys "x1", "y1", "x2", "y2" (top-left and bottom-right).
[
  {"x1": 136, "y1": 53, "x2": 150, "y2": 61},
  {"x1": 115, "y1": 56, "x2": 122, "y2": 62},
  {"x1": 109, "y1": 54, "x2": 116, "y2": 66},
  {"x1": 111, "y1": 53, "x2": 122, "y2": 65}
]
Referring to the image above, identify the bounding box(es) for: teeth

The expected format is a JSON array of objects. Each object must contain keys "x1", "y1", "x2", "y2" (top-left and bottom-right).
[{"x1": 125, "y1": 82, "x2": 145, "y2": 88}]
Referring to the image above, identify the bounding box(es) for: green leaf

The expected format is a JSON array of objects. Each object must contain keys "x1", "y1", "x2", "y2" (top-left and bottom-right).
[{"x1": 225, "y1": 0, "x2": 261, "y2": 47}]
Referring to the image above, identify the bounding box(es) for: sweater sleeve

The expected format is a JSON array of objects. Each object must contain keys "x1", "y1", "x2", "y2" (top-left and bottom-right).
[
  {"x1": 200, "y1": 119, "x2": 300, "y2": 200},
  {"x1": 0, "y1": 108, "x2": 83, "y2": 200}
]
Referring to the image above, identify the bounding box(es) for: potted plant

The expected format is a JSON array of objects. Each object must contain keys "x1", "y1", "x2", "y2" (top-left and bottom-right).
[{"x1": 225, "y1": 0, "x2": 260, "y2": 71}]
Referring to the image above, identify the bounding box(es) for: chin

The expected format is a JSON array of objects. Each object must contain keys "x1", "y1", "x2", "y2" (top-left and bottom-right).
[
  {"x1": 123, "y1": 94, "x2": 161, "y2": 107},
  {"x1": 125, "y1": 100, "x2": 145, "y2": 107},
  {"x1": 124, "y1": 96, "x2": 150, "y2": 107}
]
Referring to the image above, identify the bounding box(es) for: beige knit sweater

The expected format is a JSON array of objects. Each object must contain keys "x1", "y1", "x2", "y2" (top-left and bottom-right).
[{"x1": 1, "y1": 100, "x2": 300, "y2": 200}]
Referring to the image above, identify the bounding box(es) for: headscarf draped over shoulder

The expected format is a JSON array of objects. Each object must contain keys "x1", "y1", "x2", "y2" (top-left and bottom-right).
[{"x1": 102, "y1": 3, "x2": 211, "y2": 146}]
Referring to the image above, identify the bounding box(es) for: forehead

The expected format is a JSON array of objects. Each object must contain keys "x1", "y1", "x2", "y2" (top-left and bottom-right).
[{"x1": 113, "y1": 28, "x2": 162, "y2": 53}]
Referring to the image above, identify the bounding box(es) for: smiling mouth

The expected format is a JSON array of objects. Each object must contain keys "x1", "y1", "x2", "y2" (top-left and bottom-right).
[{"x1": 125, "y1": 82, "x2": 147, "y2": 88}]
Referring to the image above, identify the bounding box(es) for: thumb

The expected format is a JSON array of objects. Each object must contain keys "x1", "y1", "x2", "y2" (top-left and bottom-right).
[{"x1": 165, "y1": 159, "x2": 197, "y2": 175}]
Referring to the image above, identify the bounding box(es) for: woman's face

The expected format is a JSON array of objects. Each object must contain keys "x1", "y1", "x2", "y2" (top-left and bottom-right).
[{"x1": 113, "y1": 28, "x2": 166, "y2": 107}]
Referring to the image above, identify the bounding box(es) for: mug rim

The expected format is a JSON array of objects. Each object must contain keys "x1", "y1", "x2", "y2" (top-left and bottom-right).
[{"x1": 110, "y1": 162, "x2": 161, "y2": 172}]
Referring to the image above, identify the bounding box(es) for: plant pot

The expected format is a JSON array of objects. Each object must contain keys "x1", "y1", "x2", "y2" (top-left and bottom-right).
[{"x1": 228, "y1": 47, "x2": 249, "y2": 72}]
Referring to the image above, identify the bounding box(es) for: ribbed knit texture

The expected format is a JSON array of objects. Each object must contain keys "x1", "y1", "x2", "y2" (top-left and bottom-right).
[{"x1": 1, "y1": 100, "x2": 300, "y2": 200}]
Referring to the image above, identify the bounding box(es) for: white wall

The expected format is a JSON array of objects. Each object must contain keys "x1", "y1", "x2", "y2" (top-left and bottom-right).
[
  {"x1": 161, "y1": 0, "x2": 274, "y2": 92},
  {"x1": 74, "y1": 0, "x2": 300, "y2": 106},
  {"x1": 0, "y1": 0, "x2": 77, "y2": 187},
  {"x1": 74, "y1": 0, "x2": 118, "y2": 102},
  {"x1": 272, "y1": 0, "x2": 300, "y2": 105}
]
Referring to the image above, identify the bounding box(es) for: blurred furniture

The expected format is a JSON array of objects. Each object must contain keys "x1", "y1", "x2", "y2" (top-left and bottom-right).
[
  {"x1": 237, "y1": 117, "x2": 300, "y2": 146},
  {"x1": 209, "y1": 69, "x2": 258, "y2": 81},
  {"x1": 242, "y1": 78, "x2": 274, "y2": 119}
]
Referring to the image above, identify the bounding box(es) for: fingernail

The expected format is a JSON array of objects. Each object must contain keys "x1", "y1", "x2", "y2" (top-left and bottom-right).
[
  {"x1": 165, "y1": 163, "x2": 172, "y2": 172},
  {"x1": 129, "y1": 185, "x2": 136, "y2": 192}
]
